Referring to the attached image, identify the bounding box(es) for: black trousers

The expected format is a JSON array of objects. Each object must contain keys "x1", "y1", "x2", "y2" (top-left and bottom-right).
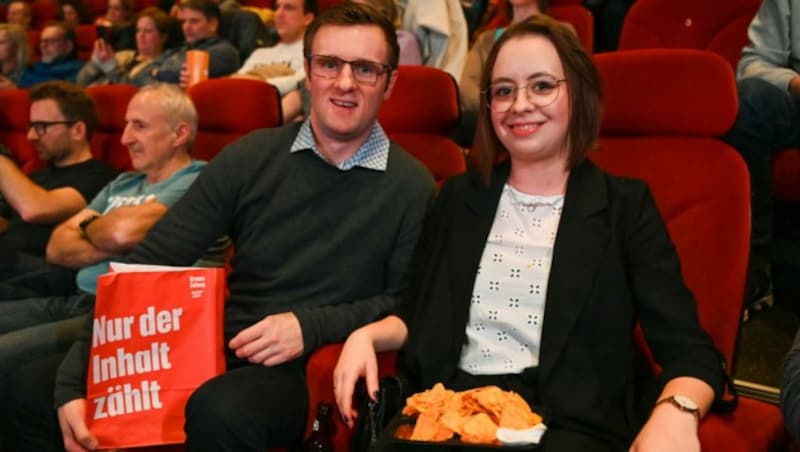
[{"x1": 184, "y1": 357, "x2": 310, "y2": 451}]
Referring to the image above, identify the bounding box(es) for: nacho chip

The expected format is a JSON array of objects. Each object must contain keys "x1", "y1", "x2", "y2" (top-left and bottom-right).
[
  {"x1": 459, "y1": 413, "x2": 499, "y2": 445},
  {"x1": 410, "y1": 411, "x2": 441, "y2": 441}
]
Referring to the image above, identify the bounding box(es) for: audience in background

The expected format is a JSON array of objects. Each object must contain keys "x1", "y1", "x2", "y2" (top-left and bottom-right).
[
  {"x1": 17, "y1": 23, "x2": 84, "y2": 88},
  {"x1": 456, "y1": 0, "x2": 546, "y2": 147},
  {"x1": 350, "y1": 0, "x2": 421, "y2": 65},
  {"x1": 395, "y1": 0, "x2": 468, "y2": 80},
  {"x1": 158, "y1": 0, "x2": 240, "y2": 86},
  {"x1": 0, "y1": 23, "x2": 30, "y2": 88},
  {"x1": 57, "y1": 0, "x2": 94, "y2": 29},
  {"x1": 723, "y1": 0, "x2": 799, "y2": 318},
  {"x1": 77, "y1": 7, "x2": 179, "y2": 87},
  {"x1": 0, "y1": 81, "x2": 115, "y2": 291},
  {"x1": 5, "y1": 0, "x2": 32, "y2": 30},
  {"x1": 217, "y1": 1, "x2": 275, "y2": 62},
  {"x1": 95, "y1": 0, "x2": 137, "y2": 51},
  {"x1": 234, "y1": 0, "x2": 314, "y2": 122}
]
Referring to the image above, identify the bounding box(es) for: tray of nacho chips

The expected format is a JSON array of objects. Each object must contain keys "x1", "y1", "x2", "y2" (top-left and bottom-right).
[{"x1": 387, "y1": 383, "x2": 546, "y2": 449}]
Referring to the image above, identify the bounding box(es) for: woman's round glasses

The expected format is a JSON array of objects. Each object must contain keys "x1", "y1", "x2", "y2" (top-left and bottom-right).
[{"x1": 484, "y1": 75, "x2": 566, "y2": 113}]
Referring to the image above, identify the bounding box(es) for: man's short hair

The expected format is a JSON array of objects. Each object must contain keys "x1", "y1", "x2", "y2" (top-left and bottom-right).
[
  {"x1": 42, "y1": 22, "x2": 78, "y2": 58},
  {"x1": 136, "y1": 84, "x2": 199, "y2": 149},
  {"x1": 303, "y1": 0, "x2": 318, "y2": 15},
  {"x1": 180, "y1": 0, "x2": 221, "y2": 23},
  {"x1": 303, "y1": 2, "x2": 399, "y2": 71},
  {"x1": 29, "y1": 81, "x2": 98, "y2": 140}
]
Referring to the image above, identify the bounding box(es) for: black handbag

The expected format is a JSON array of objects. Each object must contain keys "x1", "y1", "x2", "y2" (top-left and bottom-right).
[{"x1": 351, "y1": 375, "x2": 407, "y2": 452}]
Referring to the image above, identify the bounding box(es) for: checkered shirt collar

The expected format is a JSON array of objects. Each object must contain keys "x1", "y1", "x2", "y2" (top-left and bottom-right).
[{"x1": 289, "y1": 119, "x2": 390, "y2": 171}]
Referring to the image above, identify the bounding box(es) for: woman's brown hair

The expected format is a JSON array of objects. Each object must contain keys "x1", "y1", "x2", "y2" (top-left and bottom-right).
[{"x1": 472, "y1": 14, "x2": 602, "y2": 185}]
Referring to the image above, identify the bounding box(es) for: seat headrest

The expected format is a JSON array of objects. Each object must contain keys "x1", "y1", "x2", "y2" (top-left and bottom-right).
[
  {"x1": 87, "y1": 85, "x2": 139, "y2": 130},
  {"x1": 189, "y1": 78, "x2": 282, "y2": 132},
  {"x1": 0, "y1": 89, "x2": 30, "y2": 130},
  {"x1": 378, "y1": 66, "x2": 460, "y2": 135},
  {"x1": 596, "y1": 49, "x2": 737, "y2": 136}
]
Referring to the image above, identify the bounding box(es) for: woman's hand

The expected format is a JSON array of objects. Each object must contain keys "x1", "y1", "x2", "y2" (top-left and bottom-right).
[
  {"x1": 91, "y1": 39, "x2": 114, "y2": 64},
  {"x1": 629, "y1": 403, "x2": 700, "y2": 452},
  {"x1": 333, "y1": 327, "x2": 379, "y2": 428}
]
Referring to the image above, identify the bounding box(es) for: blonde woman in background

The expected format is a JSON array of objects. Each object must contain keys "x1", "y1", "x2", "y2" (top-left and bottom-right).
[{"x1": 0, "y1": 24, "x2": 31, "y2": 89}]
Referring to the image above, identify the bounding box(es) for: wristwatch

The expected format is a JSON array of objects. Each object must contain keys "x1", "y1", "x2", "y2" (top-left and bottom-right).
[
  {"x1": 655, "y1": 395, "x2": 701, "y2": 423},
  {"x1": 78, "y1": 215, "x2": 100, "y2": 244}
]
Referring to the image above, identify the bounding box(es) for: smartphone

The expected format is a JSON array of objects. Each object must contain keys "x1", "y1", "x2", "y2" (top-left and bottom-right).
[{"x1": 96, "y1": 25, "x2": 109, "y2": 41}]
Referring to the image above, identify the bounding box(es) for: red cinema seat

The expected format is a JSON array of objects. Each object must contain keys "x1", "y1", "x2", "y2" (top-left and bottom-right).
[
  {"x1": 188, "y1": 78, "x2": 282, "y2": 162},
  {"x1": 32, "y1": 0, "x2": 59, "y2": 29},
  {"x1": 592, "y1": 48, "x2": 789, "y2": 452},
  {"x1": 0, "y1": 88, "x2": 43, "y2": 174},
  {"x1": 74, "y1": 24, "x2": 97, "y2": 61},
  {"x1": 87, "y1": 84, "x2": 137, "y2": 172},
  {"x1": 378, "y1": 65, "x2": 466, "y2": 185},
  {"x1": 617, "y1": 0, "x2": 760, "y2": 70}
]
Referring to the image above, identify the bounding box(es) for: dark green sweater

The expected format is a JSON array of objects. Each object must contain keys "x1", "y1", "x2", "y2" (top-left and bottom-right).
[{"x1": 55, "y1": 122, "x2": 436, "y2": 405}]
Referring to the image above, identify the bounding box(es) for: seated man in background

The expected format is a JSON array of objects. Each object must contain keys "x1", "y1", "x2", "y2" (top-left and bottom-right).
[
  {"x1": 17, "y1": 23, "x2": 85, "y2": 88},
  {"x1": 40, "y1": 3, "x2": 434, "y2": 451},
  {"x1": 723, "y1": 0, "x2": 800, "y2": 317},
  {"x1": 233, "y1": 0, "x2": 315, "y2": 122},
  {"x1": 0, "y1": 84, "x2": 211, "y2": 451},
  {"x1": 5, "y1": 0, "x2": 32, "y2": 30},
  {"x1": 0, "y1": 81, "x2": 116, "y2": 295},
  {"x1": 156, "y1": 0, "x2": 241, "y2": 85}
]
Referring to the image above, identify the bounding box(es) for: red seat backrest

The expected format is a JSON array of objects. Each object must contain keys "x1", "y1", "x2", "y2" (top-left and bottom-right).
[
  {"x1": 74, "y1": 24, "x2": 97, "y2": 61},
  {"x1": 592, "y1": 49, "x2": 745, "y2": 368},
  {"x1": 378, "y1": 65, "x2": 465, "y2": 185},
  {"x1": 32, "y1": 0, "x2": 58, "y2": 29},
  {"x1": 188, "y1": 78, "x2": 282, "y2": 162},
  {"x1": 0, "y1": 88, "x2": 43, "y2": 174},
  {"x1": 618, "y1": 0, "x2": 761, "y2": 70},
  {"x1": 87, "y1": 84, "x2": 138, "y2": 172}
]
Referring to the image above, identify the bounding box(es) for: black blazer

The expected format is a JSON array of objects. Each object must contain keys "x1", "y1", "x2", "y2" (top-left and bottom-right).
[{"x1": 396, "y1": 159, "x2": 723, "y2": 448}]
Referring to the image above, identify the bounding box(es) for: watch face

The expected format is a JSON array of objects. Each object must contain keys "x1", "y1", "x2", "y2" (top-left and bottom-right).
[{"x1": 673, "y1": 395, "x2": 699, "y2": 411}]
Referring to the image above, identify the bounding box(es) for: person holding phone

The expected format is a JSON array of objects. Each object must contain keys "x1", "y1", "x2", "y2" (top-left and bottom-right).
[{"x1": 77, "y1": 7, "x2": 179, "y2": 87}]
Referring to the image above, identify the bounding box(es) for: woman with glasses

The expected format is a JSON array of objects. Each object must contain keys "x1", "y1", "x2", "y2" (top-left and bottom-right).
[
  {"x1": 333, "y1": 15, "x2": 724, "y2": 451},
  {"x1": 0, "y1": 23, "x2": 30, "y2": 88},
  {"x1": 77, "y1": 7, "x2": 178, "y2": 87}
]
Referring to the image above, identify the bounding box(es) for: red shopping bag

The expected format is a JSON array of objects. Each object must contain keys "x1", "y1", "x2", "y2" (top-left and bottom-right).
[{"x1": 86, "y1": 263, "x2": 226, "y2": 448}]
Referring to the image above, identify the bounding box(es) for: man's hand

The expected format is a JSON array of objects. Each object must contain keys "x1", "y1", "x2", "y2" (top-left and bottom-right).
[
  {"x1": 229, "y1": 312, "x2": 304, "y2": 366},
  {"x1": 789, "y1": 75, "x2": 800, "y2": 98},
  {"x1": 57, "y1": 399, "x2": 98, "y2": 452}
]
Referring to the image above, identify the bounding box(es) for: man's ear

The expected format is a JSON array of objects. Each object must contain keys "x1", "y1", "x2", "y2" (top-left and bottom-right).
[
  {"x1": 71, "y1": 120, "x2": 87, "y2": 141},
  {"x1": 383, "y1": 68, "x2": 398, "y2": 99},
  {"x1": 209, "y1": 16, "x2": 219, "y2": 35},
  {"x1": 172, "y1": 121, "x2": 192, "y2": 147},
  {"x1": 304, "y1": 13, "x2": 314, "y2": 27}
]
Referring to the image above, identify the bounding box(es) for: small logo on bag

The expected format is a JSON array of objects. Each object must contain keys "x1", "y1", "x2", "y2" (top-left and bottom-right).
[{"x1": 189, "y1": 275, "x2": 206, "y2": 299}]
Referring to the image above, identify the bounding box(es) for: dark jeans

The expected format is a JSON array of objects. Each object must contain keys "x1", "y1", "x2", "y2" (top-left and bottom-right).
[
  {"x1": 782, "y1": 327, "x2": 800, "y2": 444},
  {"x1": 0, "y1": 255, "x2": 77, "y2": 301},
  {"x1": 0, "y1": 294, "x2": 93, "y2": 376},
  {"x1": 723, "y1": 78, "x2": 800, "y2": 266}
]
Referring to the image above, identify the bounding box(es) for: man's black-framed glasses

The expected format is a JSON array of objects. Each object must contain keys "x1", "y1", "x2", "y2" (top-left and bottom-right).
[
  {"x1": 307, "y1": 54, "x2": 390, "y2": 85},
  {"x1": 484, "y1": 75, "x2": 567, "y2": 113},
  {"x1": 28, "y1": 120, "x2": 77, "y2": 136}
]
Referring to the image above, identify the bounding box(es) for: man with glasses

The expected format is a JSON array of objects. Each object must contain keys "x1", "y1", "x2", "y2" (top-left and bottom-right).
[
  {"x1": 0, "y1": 81, "x2": 115, "y2": 293},
  {"x1": 17, "y1": 23, "x2": 84, "y2": 88},
  {"x1": 50, "y1": 3, "x2": 434, "y2": 451}
]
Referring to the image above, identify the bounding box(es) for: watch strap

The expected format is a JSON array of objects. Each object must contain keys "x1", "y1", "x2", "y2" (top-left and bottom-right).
[{"x1": 655, "y1": 395, "x2": 701, "y2": 423}]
